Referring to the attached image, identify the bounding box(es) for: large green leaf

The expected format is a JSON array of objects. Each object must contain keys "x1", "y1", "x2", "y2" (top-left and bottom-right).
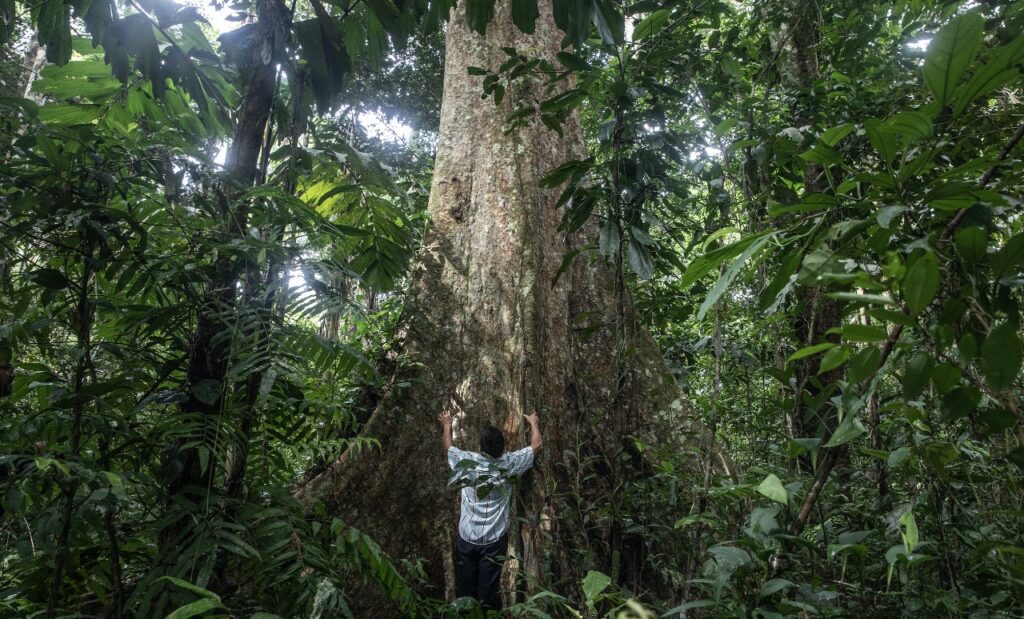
[
  {"x1": 633, "y1": 8, "x2": 669, "y2": 40},
  {"x1": 29, "y1": 268, "x2": 70, "y2": 290},
  {"x1": 787, "y1": 342, "x2": 835, "y2": 364},
  {"x1": 865, "y1": 118, "x2": 898, "y2": 164},
  {"x1": 582, "y1": 570, "x2": 611, "y2": 604},
  {"x1": 510, "y1": 0, "x2": 539, "y2": 34},
  {"x1": 905, "y1": 352, "x2": 937, "y2": 401},
  {"x1": 627, "y1": 237, "x2": 653, "y2": 279},
  {"x1": 160, "y1": 576, "x2": 222, "y2": 600},
  {"x1": 697, "y1": 233, "x2": 772, "y2": 319},
  {"x1": 899, "y1": 510, "x2": 919, "y2": 553},
  {"x1": 756, "y1": 473, "x2": 788, "y2": 504},
  {"x1": 954, "y1": 34, "x2": 1024, "y2": 116},
  {"x1": 37, "y1": 104, "x2": 103, "y2": 125},
  {"x1": 165, "y1": 599, "x2": 225, "y2": 619},
  {"x1": 364, "y1": 0, "x2": 402, "y2": 34},
  {"x1": 295, "y1": 0, "x2": 351, "y2": 111},
  {"x1": 954, "y1": 227, "x2": 988, "y2": 265},
  {"x1": 818, "y1": 345, "x2": 851, "y2": 375},
  {"x1": 591, "y1": 0, "x2": 624, "y2": 46},
  {"x1": 681, "y1": 230, "x2": 775, "y2": 288},
  {"x1": 553, "y1": 0, "x2": 591, "y2": 46},
  {"x1": 993, "y1": 233, "x2": 1024, "y2": 281},
  {"x1": 981, "y1": 322, "x2": 1022, "y2": 391},
  {"x1": 882, "y1": 111, "x2": 933, "y2": 140},
  {"x1": 923, "y1": 11, "x2": 984, "y2": 108},
  {"x1": 342, "y1": 15, "x2": 366, "y2": 61},
  {"x1": 824, "y1": 414, "x2": 866, "y2": 447},
  {"x1": 903, "y1": 251, "x2": 939, "y2": 315},
  {"x1": 819, "y1": 123, "x2": 855, "y2": 146},
  {"x1": 36, "y1": 0, "x2": 72, "y2": 64},
  {"x1": 366, "y1": 12, "x2": 388, "y2": 69},
  {"x1": 465, "y1": 0, "x2": 496, "y2": 35},
  {"x1": 841, "y1": 324, "x2": 887, "y2": 342}
]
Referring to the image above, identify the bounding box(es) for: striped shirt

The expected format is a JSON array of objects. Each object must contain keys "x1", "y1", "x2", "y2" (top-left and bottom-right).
[{"x1": 447, "y1": 445, "x2": 535, "y2": 545}]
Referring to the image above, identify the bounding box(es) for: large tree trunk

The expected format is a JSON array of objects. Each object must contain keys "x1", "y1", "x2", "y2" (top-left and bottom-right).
[{"x1": 295, "y1": 0, "x2": 687, "y2": 607}]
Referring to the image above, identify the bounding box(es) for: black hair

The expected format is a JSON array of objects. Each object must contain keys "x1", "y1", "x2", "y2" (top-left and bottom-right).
[{"x1": 480, "y1": 425, "x2": 505, "y2": 458}]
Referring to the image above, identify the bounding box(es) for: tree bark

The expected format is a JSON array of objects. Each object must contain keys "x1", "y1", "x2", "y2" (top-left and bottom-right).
[{"x1": 294, "y1": 0, "x2": 688, "y2": 608}]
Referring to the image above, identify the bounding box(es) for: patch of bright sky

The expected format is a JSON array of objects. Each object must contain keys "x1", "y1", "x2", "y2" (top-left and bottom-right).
[
  {"x1": 193, "y1": 0, "x2": 245, "y2": 36},
  {"x1": 359, "y1": 110, "x2": 414, "y2": 144},
  {"x1": 907, "y1": 37, "x2": 932, "y2": 51}
]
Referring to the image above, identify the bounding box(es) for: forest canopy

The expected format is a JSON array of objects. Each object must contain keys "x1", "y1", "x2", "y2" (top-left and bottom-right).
[{"x1": 1, "y1": 0, "x2": 1023, "y2": 616}]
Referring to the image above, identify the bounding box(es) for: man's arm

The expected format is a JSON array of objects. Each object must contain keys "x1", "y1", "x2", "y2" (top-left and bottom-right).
[
  {"x1": 525, "y1": 413, "x2": 542, "y2": 453},
  {"x1": 438, "y1": 409, "x2": 453, "y2": 453}
]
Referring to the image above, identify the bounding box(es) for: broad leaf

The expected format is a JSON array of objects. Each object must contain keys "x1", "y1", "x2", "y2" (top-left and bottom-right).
[
  {"x1": 697, "y1": 233, "x2": 772, "y2": 319},
  {"x1": 591, "y1": 0, "x2": 624, "y2": 45},
  {"x1": 553, "y1": 0, "x2": 591, "y2": 46},
  {"x1": 981, "y1": 322, "x2": 1022, "y2": 391},
  {"x1": 627, "y1": 238, "x2": 653, "y2": 279},
  {"x1": 882, "y1": 111, "x2": 933, "y2": 140},
  {"x1": 633, "y1": 9, "x2": 669, "y2": 40},
  {"x1": 923, "y1": 11, "x2": 984, "y2": 108},
  {"x1": 818, "y1": 346, "x2": 851, "y2": 375},
  {"x1": 903, "y1": 251, "x2": 939, "y2": 315},
  {"x1": 465, "y1": 0, "x2": 496, "y2": 34},
  {"x1": 759, "y1": 578, "x2": 794, "y2": 598},
  {"x1": 841, "y1": 324, "x2": 887, "y2": 342},
  {"x1": 582, "y1": 570, "x2": 611, "y2": 603},
  {"x1": 955, "y1": 227, "x2": 988, "y2": 265},
  {"x1": 993, "y1": 233, "x2": 1024, "y2": 281},
  {"x1": 756, "y1": 473, "x2": 788, "y2": 504},
  {"x1": 166, "y1": 599, "x2": 226, "y2": 619},
  {"x1": 682, "y1": 231, "x2": 775, "y2": 288},
  {"x1": 954, "y1": 34, "x2": 1024, "y2": 116},
  {"x1": 819, "y1": 123, "x2": 854, "y2": 146},
  {"x1": 510, "y1": 0, "x2": 539, "y2": 34},
  {"x1": 787, "y1": 342, "x2": 835, "y2": 363},
  {"x1": 899, "y1": 510, "x2": 919, "y2": 553},
  {"x1": 824, "y1": 414, "x2": 866, "y2": 447},
  {"x1": 865, "y1": 118, "x2": 898, "y2": 164}
]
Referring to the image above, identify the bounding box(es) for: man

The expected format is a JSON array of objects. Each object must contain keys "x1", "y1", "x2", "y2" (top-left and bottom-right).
[{"x1": 438, "y1": 407, "x2": 542, "y2": 613}]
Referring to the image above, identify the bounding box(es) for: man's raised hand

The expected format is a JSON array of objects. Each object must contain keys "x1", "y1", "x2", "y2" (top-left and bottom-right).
[
  {"x1": 439, "y1": 408, "x2": 454, "y2": 452},
  {"x1": 524, "y1": 412, "x2": 542, "y2": 453},
  {"x1": 438, "y1": 409, "x2": 453, "y2": 427}
]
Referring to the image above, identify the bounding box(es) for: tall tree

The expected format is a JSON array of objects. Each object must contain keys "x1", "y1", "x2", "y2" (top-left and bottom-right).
[
  {"x1": 295, "y1": 0, "x2": 688, "y2": 605},
  {"x1": 785, "y1": 0, "x2": 846, "y2": 473},
  {"x1": 164, "y1": 0, "x2": 289, "y2": 503}
]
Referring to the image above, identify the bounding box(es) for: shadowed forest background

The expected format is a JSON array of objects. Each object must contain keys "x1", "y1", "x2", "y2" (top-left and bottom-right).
[{"x1": 1, "y1": 0, "x2": 1023, "y2": 616}]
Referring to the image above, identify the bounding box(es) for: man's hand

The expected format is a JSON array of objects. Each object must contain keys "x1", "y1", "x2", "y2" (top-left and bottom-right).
[
  {"x1": 439, "y1": 408, "x2": 454, "y2": 452},
  {"x1": 438, "y1": 409, "x2": 453, "y2": 427},
  {"x1": 524, "y1": 412, "x2": 542, "y2": 453}
]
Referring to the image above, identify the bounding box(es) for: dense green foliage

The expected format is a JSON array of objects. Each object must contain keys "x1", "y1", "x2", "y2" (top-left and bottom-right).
[
  {"x1": 1, "y1": 0, "x2": 1022, "y2": 617},
  {"x1": 520, "y1": 0, "x2": 1024, "y2": 615}
]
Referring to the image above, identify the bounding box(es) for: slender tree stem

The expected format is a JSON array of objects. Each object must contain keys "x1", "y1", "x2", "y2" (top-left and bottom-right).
[{"x1": 47, "y1": 245, "x2": 93, "y2": 619}]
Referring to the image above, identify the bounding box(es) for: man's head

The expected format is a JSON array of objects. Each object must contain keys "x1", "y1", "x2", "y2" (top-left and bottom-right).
[{"x1": 480, "y1": 425, "x2": 505, "y2": 458}]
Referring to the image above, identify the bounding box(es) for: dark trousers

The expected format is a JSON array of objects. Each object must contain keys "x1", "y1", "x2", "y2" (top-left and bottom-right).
[{"x1": 454, "y1": 533, "x2": 508, "y2": 612}]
